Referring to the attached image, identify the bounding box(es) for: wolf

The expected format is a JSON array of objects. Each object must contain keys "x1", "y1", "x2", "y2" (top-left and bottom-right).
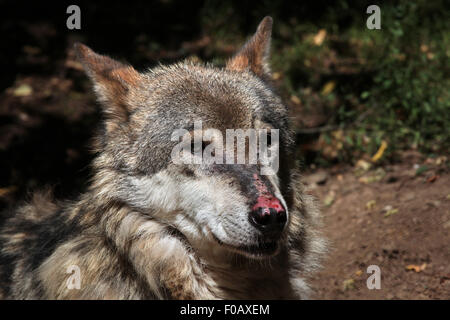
[{"x1": 0, "y1": 16, "x2": 325, "y2": 299}]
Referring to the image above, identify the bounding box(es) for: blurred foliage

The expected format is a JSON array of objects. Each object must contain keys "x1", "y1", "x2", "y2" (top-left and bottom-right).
[{"x1": 200, "y1": 0, "x2": 450, "y2": 164}]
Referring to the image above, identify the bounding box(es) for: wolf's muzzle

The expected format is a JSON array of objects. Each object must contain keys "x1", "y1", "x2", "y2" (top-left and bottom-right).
[{"x1": 249, "y1": 196, "x2": 287, "y2": 236}]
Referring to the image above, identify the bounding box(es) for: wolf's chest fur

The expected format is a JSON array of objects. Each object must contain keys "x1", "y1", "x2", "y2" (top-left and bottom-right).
[{"x1": 0, "y1": 17, "x2": 325, "y2": 300}]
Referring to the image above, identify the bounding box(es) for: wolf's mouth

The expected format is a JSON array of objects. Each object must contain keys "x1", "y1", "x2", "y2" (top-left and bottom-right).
[{"x1": 211, "y1": 233, "x2": 280, "y2": 258}]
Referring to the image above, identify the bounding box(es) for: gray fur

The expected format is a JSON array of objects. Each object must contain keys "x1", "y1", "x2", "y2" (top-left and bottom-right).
[{"x1": 0, "y1": 17, "x2": 325, "y2": 300}]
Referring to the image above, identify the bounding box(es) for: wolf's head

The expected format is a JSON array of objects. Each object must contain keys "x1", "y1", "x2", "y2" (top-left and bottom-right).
[{"x1": 76, "y1": 17, "x2": 297, "y2": 259}]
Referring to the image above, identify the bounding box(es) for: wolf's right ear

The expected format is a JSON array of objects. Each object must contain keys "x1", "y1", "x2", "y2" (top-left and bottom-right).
[
  {"x1": 74, "y1": 43, "x2": 141, "y2": 122},
  {"x1": 226, "y1": 16, "x2": 273, "y2": 79}
]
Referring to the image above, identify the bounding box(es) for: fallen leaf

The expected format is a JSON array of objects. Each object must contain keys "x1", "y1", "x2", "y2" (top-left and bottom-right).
[
  {"x1": 436, "y1": 156, "x2": 447, "y2": 165},
  {"x1": 323, "y1": 190, "x2": 336, "y2": 207},
  {"x1": 366, "y1": 200, "x2": 376, "y2": 210},
  {"x1": 371, "y1": 140, "x2": 388, "y2": 162},
  {"x1": 342, "y1": 279, "x2": 355, "y2": 291},
  {"x1": 355, "y1": 159, "x2": 371, "y2": 170},
  {"x1": 384, "y1": 208, "x2": 398, "y2": 217},
  {"x1": 321, "y1": 81, "x2": 336, "y2": 95},
  {"x1": 426, "y1": 175, "x2": 439, "y2": 183},
  {"x1": 354, "y1": 159, "x2": 372, "y2": 176},
  {"x1": 13, "y1": 84, "x2": 33, "y2": 97},
  {"x1": 405, "y1": 263, "x2": 427, "y2": 273},
  {"x1": 355, "y1": 270, "x2": 363, "y2": 277},
  {"x1": 290, "y1": 95, "x2": 301, "y2": 104},
  {"x1": 359, "y1": 168, "x2": 386, "y2": 184},
  {"x1": 313, "y1": 29, "x2": 327, "y2": 46}
]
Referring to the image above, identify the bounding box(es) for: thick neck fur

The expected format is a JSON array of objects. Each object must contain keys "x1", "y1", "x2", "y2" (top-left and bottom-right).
[
  {"x1": 1, "y1": 158, "x2": 321, "y2": 299},
  {"x1": 49, "y1": 159, "x2": 295, "y2": 299},
  {"x1": 76, "y1": 184, "x2": 299, "y2": 299}
]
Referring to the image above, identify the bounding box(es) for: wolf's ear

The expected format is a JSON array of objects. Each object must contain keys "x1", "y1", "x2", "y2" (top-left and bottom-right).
[
  {"x1": 74, "y1": 43, "x2": 141, "y2": 122},
  {"x1": 226, "y1": 16, "x2": 273, "y2": 78}
]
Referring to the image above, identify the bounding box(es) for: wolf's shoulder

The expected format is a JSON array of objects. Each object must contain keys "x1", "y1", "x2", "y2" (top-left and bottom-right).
[{"x1": 0, "y1": 191, "x2": 84, "y2": 298}]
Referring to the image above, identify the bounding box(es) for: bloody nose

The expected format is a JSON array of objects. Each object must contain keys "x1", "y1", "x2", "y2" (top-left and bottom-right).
[{"x1": 249, "y1": 196, "x2": 287, "y2": 234}]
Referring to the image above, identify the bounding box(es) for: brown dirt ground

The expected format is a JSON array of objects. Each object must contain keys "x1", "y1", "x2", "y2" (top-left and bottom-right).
[{"x1": 305, "y1": 152, "x2": 450, "y2": 299}]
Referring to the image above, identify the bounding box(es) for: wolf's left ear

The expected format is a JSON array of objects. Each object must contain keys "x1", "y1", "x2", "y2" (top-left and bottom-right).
[
  {"x1": 226, "y1": 16, "x2": 273, "y2": 78},
  {"x1": 74, "y1": 43, "x2": 141, "y2": 122}
]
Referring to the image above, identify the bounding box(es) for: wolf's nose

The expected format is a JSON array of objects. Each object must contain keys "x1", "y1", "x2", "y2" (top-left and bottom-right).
[{"x1": 250, "y1": 197, "x2": 287, "y2": 234}]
